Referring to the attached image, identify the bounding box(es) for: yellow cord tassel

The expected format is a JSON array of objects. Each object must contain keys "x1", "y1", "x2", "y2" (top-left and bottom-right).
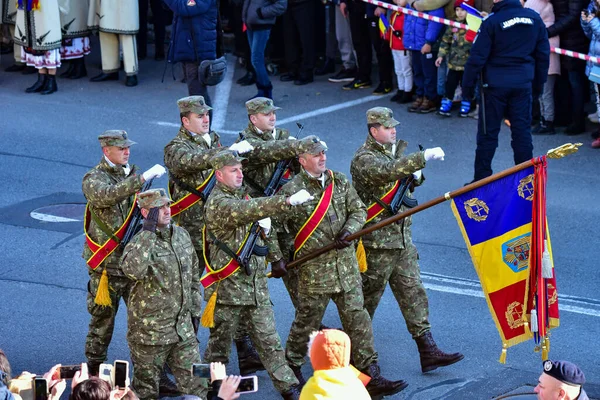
[
  {"x1": 541, "y1": 337, "x2": 550, "y2": 360},
  {"x1": 356, "y1": 239, "x2": 368, "y2": 273},
  {"x1": 201, "y1": 290, "x2": 218, "y2": 328},
  {"x1": 499, "y1": 344, "x2": 507, "y2": 364},
  {"x1": 94, "y1": 269, "x2": 112, "y2": 307}
]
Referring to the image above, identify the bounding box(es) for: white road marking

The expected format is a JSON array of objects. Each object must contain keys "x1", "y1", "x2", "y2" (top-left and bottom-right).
[
  {"x1": 30, "y1": 212, "x2": 80, "y2": 223},
  {"x1": 211, "y1": 57, "x2": 235, "y2": 132}
]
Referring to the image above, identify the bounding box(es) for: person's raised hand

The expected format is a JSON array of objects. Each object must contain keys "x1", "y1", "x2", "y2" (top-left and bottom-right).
[
  {"x1": 142, "y1": 207, "x2": 160, "y2": 232},
  {"x1": 218, "y1": 375, "x2": 241, "y2": 400},
  {"x1": 210, "y1": 362, "x2": 227, "y2": 383},
  {"x1": 287, "y1": 189, "x2": 314, "y2": 206},
  {"x1": 142, "y1": 164, "x2": 166, "y2": 182}
]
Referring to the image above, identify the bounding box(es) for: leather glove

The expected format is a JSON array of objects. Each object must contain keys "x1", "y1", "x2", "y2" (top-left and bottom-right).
[
  {"x1": 288, "y1": 189, "x2": 314, "y2": 205},
  {"x1": 424, "y1": 147, "x2": 445, "y2": 161},
  {"x1": 142, "y1": 164, "x2": 166, "y2": 181},
  {"x1": 142, "y1": 207, "x2": 160, "y2": 232},
  {"x1": 229, "y1": 140, "x2": 254, "y2": 154},
  {"x1": 258, "y1": 217, "x2": 271, "y2": 236},
  {"x1": 334, "y1": 229, "x2": 352, "y2": 249},
  {"x1": 192, "y1": 317, "x2": 200, "y2": 335},
  {"x1": 270, "y1": 259, "x2": 288, "y2": 278}
]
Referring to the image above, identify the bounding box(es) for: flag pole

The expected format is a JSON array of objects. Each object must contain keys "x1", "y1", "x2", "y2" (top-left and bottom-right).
[{"x1": 268, "y1": 143, "x2": 581, "y2": 277}]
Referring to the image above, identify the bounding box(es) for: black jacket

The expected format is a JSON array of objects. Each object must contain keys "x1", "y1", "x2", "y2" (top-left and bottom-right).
[
  {"x1": 548, "y1": 0, "x2": 590, "y2": 70},
  {"x1": 242, "y1": 0, "x2": 287, "y2": 28}
]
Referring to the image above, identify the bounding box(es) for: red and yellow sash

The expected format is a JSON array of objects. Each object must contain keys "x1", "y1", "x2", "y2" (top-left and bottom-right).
[
  {"x1": 84, "y1": 197, "x2": 137, "y2": 270},
  {"x1": 293, "y1": 171, "x2": 335, "y2": 259},
  {"x1": 365, "y1": 180, "x2": 401, "y2": 223},
  {"x1": 200, "y1": 225, "x2": 251, "y2": 288},
  {"x1": 169, "y1": 171, "x2": 214, "y2": 218}
]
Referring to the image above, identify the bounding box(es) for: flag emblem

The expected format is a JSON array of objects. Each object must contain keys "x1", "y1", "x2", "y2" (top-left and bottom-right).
[
  {"x1": 464, "y1": 198, "x2": 489, "y2": 222},
  {"x1": 502, "y1": 234, "x2": 531, "y2": 272}
]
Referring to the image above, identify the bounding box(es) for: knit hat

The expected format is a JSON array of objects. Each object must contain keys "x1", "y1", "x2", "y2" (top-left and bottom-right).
[
  {"x1": 454, "y1": 0, "x2": 464, "y2": 8},
  {"x1": 308, "y1": 329, "x2": 351, "y2": 371}
]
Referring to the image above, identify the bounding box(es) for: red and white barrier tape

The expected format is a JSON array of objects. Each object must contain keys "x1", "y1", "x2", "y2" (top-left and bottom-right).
[{"x1": 361, "y1": 0, "x2": 600, "y2": 64}]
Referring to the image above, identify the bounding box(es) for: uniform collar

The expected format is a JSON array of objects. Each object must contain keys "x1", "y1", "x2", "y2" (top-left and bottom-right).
[
  {"x1": 179, "y1": 125, "x2": 219, "y2": 148},
  {"x1": 364, "y1": 135, "x2": 407, "y2": 159},
  {"x1": 300, "y1": 168, "x2": 332, "y2": 189},
  {"x1": 156, "y1": 225, "x2": 173, "y2": 241},
  {"x1": 216, "y1": 181, "x2": 246, "y2": 198},
  {"x1": 247, "y1": 122, "x2": 275, "y2": 140},
  {"x1": 99, "y1": 157, "x2": 131, "y2": 176}
]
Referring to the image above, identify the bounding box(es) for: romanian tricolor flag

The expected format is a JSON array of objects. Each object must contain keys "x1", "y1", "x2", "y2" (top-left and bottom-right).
[
  {"x1": 451, "y1": 158, "x2": 559, "y2": 363},
  {"x1": 379, "y1": 14, "x2": 390, "y2": 38},
  {"x1": 461, "y1": 3, "x2": 483, "y2": 42}
]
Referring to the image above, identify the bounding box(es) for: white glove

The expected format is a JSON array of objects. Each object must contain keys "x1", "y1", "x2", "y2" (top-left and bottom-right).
[
  {"x1": 229, "y1": 140, "x2": 254, "y2": 154},
  {"x1": 288, "y1": 189, "x2": 314, "y2": 206},
  {"x1": 258, "y1": 217, "x2": 272, "y2": 235},
  {"x1": 142, "y1": 164, "x2": 166, "y2": 181},
  {"x1": 413, "y1": 169, "x2": 422, "y2": 180},
  {"x1": 424, "y1": 147, "x2": 445, "y2": 161}
]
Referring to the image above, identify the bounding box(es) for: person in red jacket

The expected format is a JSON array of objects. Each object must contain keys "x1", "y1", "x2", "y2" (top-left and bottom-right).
[{"x1": 390, "y1": 0, "x2": 414, "y2": 103}]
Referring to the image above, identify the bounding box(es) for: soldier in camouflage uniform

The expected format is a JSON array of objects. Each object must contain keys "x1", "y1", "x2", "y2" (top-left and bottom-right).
[
  {"x1": 203, "y1": 150, "x2": 314, "y2": 400},
  {"x1": 82, "y1": 130, "x2": 166, "y2": 375},
  {"x1": 350, "y1": 107, "x2": 464, "y2": 373},
  {"x1": 270, "y1": 139, "x2": 408, "y2": 399},
  {"x1": 121, "y1": 189, "x2": 206, "y2": 400}
]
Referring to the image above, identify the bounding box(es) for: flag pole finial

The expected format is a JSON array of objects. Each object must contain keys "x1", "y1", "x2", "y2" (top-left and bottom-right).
[{"x1": 546, "y1": 143, "x2": 582, "y2": 159}]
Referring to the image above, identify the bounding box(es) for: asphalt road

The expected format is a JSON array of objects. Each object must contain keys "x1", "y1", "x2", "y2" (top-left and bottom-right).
[{"x1": 1, "y1": 43, "x2": 599, "y2": 400}]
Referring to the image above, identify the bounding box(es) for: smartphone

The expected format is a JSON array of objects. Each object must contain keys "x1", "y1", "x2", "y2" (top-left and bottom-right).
[
  {"x1": 59, "y1": 365, "x2": 81, "y2": 380},
  {"x1": 236, "y1": 376, "x2": 258, "y2": 394},
  {"x1": 191, "y1": 363, "x2": 211, "y2": 379},
  {"x1": 113, "y1": 360, "x2": 129, "y2": 389},
  {"x1": 34, "y1": 377, "x2": 48, "y2": 400}
]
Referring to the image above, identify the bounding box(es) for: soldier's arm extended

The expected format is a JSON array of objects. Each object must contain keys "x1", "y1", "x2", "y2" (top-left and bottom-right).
[
  {"x1": 206, "y1": 195, "x2": 291, "y2": 232},
  {"x1": 243, "y1": 136, "x2": 315, "y2": 166},
  {"x1": 352, "y1": 151, "x2": 426, "y2": 187},
  {"x1": 120, "y1": 231, "x2": 155, "y2": 281},
  {"x1": 82, "y1": 170, "x2": 144, "y2": 208},
  {"x1": 164, "y1": 141, "x2": 221, "y2": 176},
  {"x1": 341, "y1": 177, "x2": 367, "y2": 234}
]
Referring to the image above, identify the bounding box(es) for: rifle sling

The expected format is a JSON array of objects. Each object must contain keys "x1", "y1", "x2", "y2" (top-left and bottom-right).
[
  {"x1": 243, "y1": 175, "x2": 265, "y2": 195},
  {"x1": 169, "y1": 173, "x2": 205, "y2": 198},
  {"x1": 88, "y1": 207, "x2": 122, "y2": 244},
  {"x1": 208, "y1": 231, "x2": 243, "y2": 265}
]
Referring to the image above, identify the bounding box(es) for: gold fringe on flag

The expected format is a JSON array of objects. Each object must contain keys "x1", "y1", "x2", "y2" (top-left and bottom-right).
[
  {"x1": 94, "y1": 269, "x2": 112, "y2": 307},
  {"x1": 499, "y1": 343, "x2": 507, "y2": 364},
  {"x1": 356, "y1": 239, "x2": 368, "y2": 273}
]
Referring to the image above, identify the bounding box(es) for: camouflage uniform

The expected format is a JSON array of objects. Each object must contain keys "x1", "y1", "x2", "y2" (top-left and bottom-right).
[
  {"x1": 121, "y1": 189, "x2": 206, "y2": 400},
  {"x1": 202, "y1": 151, "x2": 299, "y2": 394},
  {"x1": 82, "y1": 130, "x2": 142, "y2": 368},
  {"x1": 437, "y1": 23, "x2": 472, "y2": 71},
  {"x1": 350, "y1": 107, "x2": 429, "y2": 339},
  {"x1": 271, "y1": 166, "x2": 379, "y2": 371}
]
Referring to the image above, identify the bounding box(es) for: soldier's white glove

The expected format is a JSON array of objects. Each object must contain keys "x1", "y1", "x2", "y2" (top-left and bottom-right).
[
  {"x1": 258, "y1": 217, "x2": 271, "y2": 235},
  {"x1": 413, "y1": 169, "x2": 422, "y2": 180},
  {"x1": 142, "y1": 164, "x2": 166, "y2": 181},
  {"x1": 288, "y1": 189, "x2": 314, "y2": 206},
  {"x1": 424, "y1": 147, "x2": 445, "y2": 161},
  {"x1": 229, "y1": 140, "x2": 254, "y2": 154}
]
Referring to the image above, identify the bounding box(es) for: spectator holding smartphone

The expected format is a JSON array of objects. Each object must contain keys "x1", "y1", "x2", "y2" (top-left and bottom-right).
[{"x1": 209, "y1": 362, "x2": 241, "y2": 400}]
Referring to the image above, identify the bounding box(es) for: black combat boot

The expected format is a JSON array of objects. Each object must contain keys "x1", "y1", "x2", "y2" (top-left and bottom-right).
[
  {"x1": 288, "y1": 364, "x2": 306, "y2": 389},
  {"x1": 87, "y1": 362, "x2": 101, "y2": 377},
  {"x1": 158, "y1": 367, "x2": 181, "y2": 397},
  {"x1": 40, "y1": 75, "x2": 58, "y2": 95},
  {"x1": 415, "y1": 331, "x2": 464, "y2": 373},
  {"x1": 281, "y1": 384, "x2": 302, "y2": 400},
  {"x1": 361, "y1": 362, "x2": 408, "y2": 398},
  {"x1": 25, "y1": 73, "x2": 47, "y2": 93},
  {"x1": 235, "y1": 335, "x2": 265, "y2": 376}
]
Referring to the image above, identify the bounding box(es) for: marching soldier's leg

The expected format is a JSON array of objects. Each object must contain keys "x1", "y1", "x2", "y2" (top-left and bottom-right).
[
  {"x1": 362, "y1": 247, "x2": 395, "y2": 319},
  {"x1": 282, "y1": 267, "x2": 300, "y2": 309},
  {"x1": 204, "y1": 304, "x2": 242, "y2": 364},
  {"x1": 98, "y1": 31, "x2": 120, "y2": 73},
  {"x1": 245, "y1": 305, "x2": 299, "y2": 395},
  {"x1": 84, "y1": 271, "x2": 128, "y2": 375},
  {"x1": 120, "y1": 33, "x2": 139, "y2": 78},
  {"x1": 389, "y1": 240, "x2": 464, "y2": 373},
  {"x1": 233, "y1": 322, "x2": 265, "y2": 376},
  {"x1": 129, "y1": 342, "x2": 170, "y2": 400},
  {"x1": 167, "y1": 336, "x2": 208, "y2": 399}
]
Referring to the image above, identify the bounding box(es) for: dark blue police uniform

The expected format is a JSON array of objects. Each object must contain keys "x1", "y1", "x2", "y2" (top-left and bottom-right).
[{"x1": 462, "y1": 0, "x2": 550, "y2": 181}]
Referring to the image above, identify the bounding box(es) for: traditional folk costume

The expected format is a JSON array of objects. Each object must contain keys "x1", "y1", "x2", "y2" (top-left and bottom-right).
[
  {"x1": 59, "y1": 0, "x2": 90, "y2": 78},
  {"x1": 2, "y1": 0, "x2": 26, "y2": 70}
]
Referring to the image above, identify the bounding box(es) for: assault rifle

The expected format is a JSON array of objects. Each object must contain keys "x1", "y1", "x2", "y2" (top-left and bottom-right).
[{"x1": 120, "y1": 177, "x2": 154, "y2": 248}]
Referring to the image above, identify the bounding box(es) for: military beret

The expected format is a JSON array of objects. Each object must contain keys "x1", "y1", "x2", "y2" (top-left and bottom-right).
[
  {"x1": 366, "y1": 107, "x2": 400, "y2": 128},
  {"x1": 178, "y1": 95, "x2": 212, "y2": 115},
  {"x1": 210, "y1": 150, "x2": 248, "y2": 170},
  {"x1": 245, "y1": 97, "x2": 281, "y2": 115},
  {"x1": 301, "y1": 137, "x2": 328, "y2": 155},
  {"x1": 98, "y1": 130, "x2": 136, "y2": 148},
  {"x1": 137, "y1": 188, "x2": 172, "y2": 209},
  {"x1": 543, "y1": 360, "x2": 586, "y2": 387}
]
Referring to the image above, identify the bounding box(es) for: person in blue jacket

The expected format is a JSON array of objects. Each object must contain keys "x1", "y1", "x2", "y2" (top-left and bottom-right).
[
  {"x1": 164, "y1": 0, "x2": 218, "y2": 103},
  {"x1": 462, "y1": 0, "x2": 550, "y2": 182}
]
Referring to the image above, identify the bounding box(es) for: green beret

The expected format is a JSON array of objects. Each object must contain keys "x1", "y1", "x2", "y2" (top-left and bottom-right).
[
  {"x1": 245, "y1": 97, "x2": 281, "y2": 115},
  {"x1": 210, "y1": 150, "x2": 248, "y2": 170},
  {"x1": 366, "y1": 107, "x2": 400, "y2": 128},
  {"x1": 137, "y1": 188, "x2": 172, "y2": 209},
  {"x1": 98, "y1": 130, "x2": 137, "y2": 147},
  {"x1": 177, "y1": 95, "x2": 212, "y2": 115}
]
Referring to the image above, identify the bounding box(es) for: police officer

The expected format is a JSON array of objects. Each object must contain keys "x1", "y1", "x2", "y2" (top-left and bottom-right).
[
  {"x1": 462, "y1": 0, "x2": 550, "y2": 182},
  {"x1": 534, "y1": 360, "x2": 588, "y2": 400}
]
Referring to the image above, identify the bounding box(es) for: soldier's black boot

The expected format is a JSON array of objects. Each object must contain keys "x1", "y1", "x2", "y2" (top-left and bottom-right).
[
  {"x1": 288, "y1": 364, "x2": 306, "y2": 388},
  {"x1": 40, "y1": 75, "x2": 57, "y2": 95},
  {"x1": 158, "y1": 367, "x2": 181, "y2": 397},
  {"x1": 25, "y1": 73, "x2": 47, "y2": 93},
  {"x1": 361, "y1": 362, "x2": 408, "y2": 399},
  {"x1": 87, "y1": 362, "x2": 101, "y2": 377},
  {"x1": 235, "y1": 335, "x2": 265, "y2": 376},
  {"x1": 280, "y1": 384, "x2": 301, "y2": 400},
  {"x1": 415, "y1": 331, "x2": 464, "y2": 373}
]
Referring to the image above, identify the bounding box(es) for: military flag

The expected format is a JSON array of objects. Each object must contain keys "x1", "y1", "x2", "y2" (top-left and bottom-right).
[{"x1": 451, "y1": 156, "x2": 559, "y2": 363}]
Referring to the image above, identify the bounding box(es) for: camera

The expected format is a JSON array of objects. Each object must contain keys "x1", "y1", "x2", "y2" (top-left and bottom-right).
[
  {"x1": 236, "y1": 376, "x2": 258, "y2": 394},
  {"x1": 58, "y1": 365, "x2": 81, "y2": 380},
  {"x1": 34, "y1": 377, "x2": 48, "y2": 400}
]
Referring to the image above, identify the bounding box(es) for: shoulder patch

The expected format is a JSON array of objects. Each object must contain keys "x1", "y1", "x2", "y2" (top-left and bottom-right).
[{"x1": 501, "y1": 17, "x2": 533, "y2": 30}]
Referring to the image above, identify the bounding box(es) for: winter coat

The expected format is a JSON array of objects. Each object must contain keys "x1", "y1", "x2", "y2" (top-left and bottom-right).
[
  {"x1": 242, "y1": 0, "x2": 287, "y2": 28},
  {"x1": 437, "y1": 22, "x2": 471, "y2": 70},
  {"x1": 87, "y1": 0, "x2": 139, "y2": 34},
  {"x1": 14, "y1": 0, "x2": 69, "y2": 51},
  {"x1": 403, "y1": 4, "x2": 445, "y2": 50},
  {"x1": 526, "y1": 0, "x2": 560, "y2": 75},
  {"x1": 580, "y1": 2, "x2": 600, "y2": 76},
  {"x1": 547, "y1": 0, "x2": 589, "y2": 70},
  {"x1": 163, "y1": 0, "x2": 218, "y2": 64}
]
